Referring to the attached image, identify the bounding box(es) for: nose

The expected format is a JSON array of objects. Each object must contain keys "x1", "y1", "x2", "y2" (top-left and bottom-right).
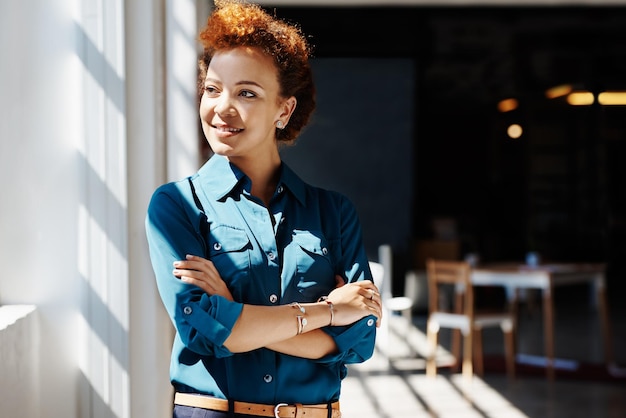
[{"x1": 214, "y1": 95, "x2": 236, "y2": 117}]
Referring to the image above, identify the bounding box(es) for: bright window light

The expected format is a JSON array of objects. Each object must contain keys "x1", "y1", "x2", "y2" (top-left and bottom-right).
[
  {"x1": 545, "y1": 84, "x2": 573, "y2": 99},
  {"x1": 497, "y1": 98, "x2": 518, "y2": 112},
  {"x1": 566, "y1": 91, "x2": 595, "y2": 106},
  {"x1": 507, "y1": 124, "x2": 523, "y2": 139},
  {"x1": 598, "y1": 91, "x2": 626, "y2": 105}
]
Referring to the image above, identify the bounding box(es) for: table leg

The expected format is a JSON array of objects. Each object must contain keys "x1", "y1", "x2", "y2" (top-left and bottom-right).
[
  {"x1": 595, "y1": 274, "x2": 614, "y2": 367},
  {"x1": 543, "y1": 283, "x2": 555, "y2": 380}
]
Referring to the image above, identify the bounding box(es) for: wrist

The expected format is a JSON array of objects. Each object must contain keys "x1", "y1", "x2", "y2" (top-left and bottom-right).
[
  {"x1": 317, "y1": 296, "x2": 334, "y2": 326},
  {"x1": 289, "y1": 302, "x2": 307, "y2": 335}
]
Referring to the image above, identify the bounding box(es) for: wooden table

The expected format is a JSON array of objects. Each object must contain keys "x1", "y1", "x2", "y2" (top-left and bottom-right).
[{"x1": 470, "y1": 263, "x2": 613, "y2": 379}]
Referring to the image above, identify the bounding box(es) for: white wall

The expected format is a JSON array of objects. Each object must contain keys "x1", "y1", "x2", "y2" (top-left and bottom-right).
[
  {"x1": 0, "y1": 0, "x2": 201, "y2": 417},
  {"x1": 0, "y1": 1, "x2": 85, "y2": 416}
]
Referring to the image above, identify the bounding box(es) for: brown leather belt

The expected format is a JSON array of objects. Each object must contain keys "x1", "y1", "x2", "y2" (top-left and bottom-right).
[{"x1": 174, "y1": 392, "x2": 341, "y2": 418}]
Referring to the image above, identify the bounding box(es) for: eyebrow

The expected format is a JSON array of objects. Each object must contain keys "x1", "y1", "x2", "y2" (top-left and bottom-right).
[{"x1": 205, "y1": 78, "x2": 265, "y2": 89}]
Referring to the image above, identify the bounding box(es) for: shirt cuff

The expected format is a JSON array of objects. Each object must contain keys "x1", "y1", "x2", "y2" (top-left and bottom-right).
[
  {"x1": 317, "y1": 315, "x2": 377, "y2": 364},
  {"x1": 179, "y1": 294, "x2": 244, "y2": 358}
]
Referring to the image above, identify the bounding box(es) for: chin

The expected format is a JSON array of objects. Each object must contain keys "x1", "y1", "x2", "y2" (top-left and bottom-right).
[{"x1": 206, "y1": 140, "x2": 233, "y2": 156}]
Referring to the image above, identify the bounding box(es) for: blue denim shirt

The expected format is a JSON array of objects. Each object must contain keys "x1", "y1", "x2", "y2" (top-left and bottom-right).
[{"x1": 145, "y1": 155, "x2": 376, "y2": 405}]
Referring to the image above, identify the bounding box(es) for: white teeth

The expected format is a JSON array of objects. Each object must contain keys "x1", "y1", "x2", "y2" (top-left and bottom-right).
[{"x1": 216, "y1": 126, "x2": 241, "y2": 133}]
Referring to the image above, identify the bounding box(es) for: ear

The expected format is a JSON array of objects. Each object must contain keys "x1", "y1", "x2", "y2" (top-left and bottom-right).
[{"x1": 278, "y1": 96, "x2": 297, "y2": 124}]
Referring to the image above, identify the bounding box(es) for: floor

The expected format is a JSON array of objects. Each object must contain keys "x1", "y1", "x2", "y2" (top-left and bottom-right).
[{"x1": 339, "y1": 296, "x2": 626, "y2": 418}]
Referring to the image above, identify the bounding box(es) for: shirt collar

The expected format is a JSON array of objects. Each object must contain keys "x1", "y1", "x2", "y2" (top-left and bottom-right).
[
  {"x1": 279, "y1": 162, "x2": 307, "y2": 206},
  {"x1": 196, "y1": 155, "x2": 307, "y2": 206}
]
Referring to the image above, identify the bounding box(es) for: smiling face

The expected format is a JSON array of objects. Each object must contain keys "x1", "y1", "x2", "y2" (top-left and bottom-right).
[{"x1": 199, "y1": 47, "x2": 296, "y2": 165}]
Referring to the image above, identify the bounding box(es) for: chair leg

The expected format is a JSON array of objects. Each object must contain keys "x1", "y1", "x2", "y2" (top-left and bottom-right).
[
  {"x1": 402, "y1": 308, "x2": 414, "y2": 357},
  {"x1": 451, "y1": 291, "x2": 464, "y2": 372},
  {"x1": 462, "y1": 330, "x2": 473, "y2": 380},
  {"x1": 473, "y1": 327, "x2": 484, "y2": 376},
  {"x1": 504, "y1": 329, "x2": 516, "y2": 379},
  {"x1": 426, "y1": 321, "x2": 438, "y2": 377},
  {"x1": 451, "y1": 329, "x2": 461, "y2": 372}
]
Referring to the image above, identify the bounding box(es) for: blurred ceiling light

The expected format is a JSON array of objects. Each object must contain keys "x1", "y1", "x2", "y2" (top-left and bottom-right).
[
  {"x1": 566, "y1": 91, "x2": 594, "y2": 106},
  {"x1": 498, "y1": 98, "x2": 518, "y2": 112},
  {"x1": 598, "y1": 91, "x2": 626, "y2": 105},
  {"x1": 546, "y1": 84, "x2": 573, "y2": 99},
  {"x1": 507, "y1": 123, "x2": 523, "y2": 139}
]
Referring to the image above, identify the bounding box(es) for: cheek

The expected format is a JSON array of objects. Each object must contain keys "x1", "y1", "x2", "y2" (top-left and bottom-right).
[
  {"x1": 198, "y1": 101, "x2": 215, "y2": 142},
  {"x1": 199, "y1": 97, "x2": 211, "y2": 121}
]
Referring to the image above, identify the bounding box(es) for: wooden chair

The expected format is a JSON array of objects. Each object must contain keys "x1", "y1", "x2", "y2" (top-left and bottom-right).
[{"x1": 425, "y1": 259, "x2": 516, "y2": 379}]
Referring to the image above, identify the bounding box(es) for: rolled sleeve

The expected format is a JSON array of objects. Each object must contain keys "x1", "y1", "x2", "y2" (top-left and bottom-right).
[
  {"x1": 146, "y1": 182, "x2": 242, "y2": 358},
  {"x1": 315, "y1": 193, "x2": 377, "y2": 365},
  {"x1": 179, "y1": 294, "x2": 243, "y2": 358},
  {"x1": 317, "y1": 315, "x2": 377, "y2": 365}
]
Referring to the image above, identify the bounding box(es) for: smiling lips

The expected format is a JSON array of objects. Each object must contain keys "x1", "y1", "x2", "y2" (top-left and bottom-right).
[{"x1": 213, "y1": 124, "x2": 243, "y2": 135}]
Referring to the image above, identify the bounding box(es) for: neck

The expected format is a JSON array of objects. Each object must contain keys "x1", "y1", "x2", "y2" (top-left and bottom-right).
[{"x1": 229, "y1": 151, "x2": 281, "y2": 206}]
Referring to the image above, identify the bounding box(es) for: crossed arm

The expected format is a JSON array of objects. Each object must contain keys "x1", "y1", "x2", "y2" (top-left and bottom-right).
[{"x1": 173, "y1": 254, "x2": 382, "y2": 358}]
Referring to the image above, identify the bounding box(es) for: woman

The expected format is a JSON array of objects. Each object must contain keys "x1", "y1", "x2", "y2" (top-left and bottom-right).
[{"x1": 145, "y1": 2, "x2": 382, "y2": 417}]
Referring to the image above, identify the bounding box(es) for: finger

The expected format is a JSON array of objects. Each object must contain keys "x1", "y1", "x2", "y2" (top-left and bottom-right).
[
  {"x1": 360, "y1": 288, "x2": 379, "y2": 302},
  {"x1": 173, "y1": 268, "x2": 208, "y2": 282},
  {"x1": 180, "y1": 276, "x2": 214, "y2": 293},
  {"x1": 175, "y1": 260, "x2": 219, "y2": 278},
  {"x1": 176, "y1": 257, "x2": 211, "y2": 269},
  {"x1": 186, "y1": 254, "x2": 208, "y2": 262}
]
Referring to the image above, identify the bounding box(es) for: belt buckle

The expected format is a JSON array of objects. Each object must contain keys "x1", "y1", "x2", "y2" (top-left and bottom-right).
[{"x1": 274, "y1": 402, "x2": 288, "y2": 418}]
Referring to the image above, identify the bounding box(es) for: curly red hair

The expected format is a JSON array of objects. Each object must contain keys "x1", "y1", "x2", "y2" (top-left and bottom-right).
[{"x1": 198, "y1": 1, "x2": 316, "y2": 144}]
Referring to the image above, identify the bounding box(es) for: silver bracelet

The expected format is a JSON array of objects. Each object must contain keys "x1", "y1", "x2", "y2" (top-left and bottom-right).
[
  {"x1": 325, "y1": 300, "x2": 334, "y2": 326},
  {"x1": 290, "y1": 302, "x2": 307, "y2": 335},
  {"x1": 317, "y1": 296, "x2": 334, "y2": 326}
]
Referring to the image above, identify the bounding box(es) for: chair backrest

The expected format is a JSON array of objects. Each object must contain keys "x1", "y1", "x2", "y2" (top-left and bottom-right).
[
  {"x1": 426, "y1": 258, "x2": 473, "y2": 318},
  {"x1": 369, "y1": 261, "x2": 385, "y2": 290},
  {"x1": 378, "y1": 244, "x2": 393, "y2": 299}
]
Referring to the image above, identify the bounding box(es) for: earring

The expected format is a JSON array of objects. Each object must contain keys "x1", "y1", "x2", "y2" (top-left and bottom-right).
[{"x1": 276, "y1": 120, "x2": 284, "y2": 129}]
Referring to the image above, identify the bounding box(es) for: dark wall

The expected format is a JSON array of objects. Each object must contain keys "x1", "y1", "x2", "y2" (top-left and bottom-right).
[
  {"x1": 270, "y1": 5, "x2": 626, "y2": 296},
  {"x1": 281, "y1": 58, "x2": 415, "y2": 261}
]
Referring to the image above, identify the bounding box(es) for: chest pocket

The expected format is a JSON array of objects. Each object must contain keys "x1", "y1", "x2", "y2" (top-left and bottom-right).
[
  {"x1": 287, "y1": 230, "x2": 335, "y2": 301},
  {"x1": 187, "y1": 177, "x2": 252, "y2": 286},
  {"x1": 208, "y1": 224, "x2": 251, "y2": 285}
]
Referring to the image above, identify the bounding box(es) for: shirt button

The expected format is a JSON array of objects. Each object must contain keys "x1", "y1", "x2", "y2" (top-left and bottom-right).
[
  {"x1": 213, "y1": 242, "x2": 222, "y2": 251},
  {"x1": 322, "y1": 247, "x2": 328, "y2": 255},
  {"x1": 263, "y1": 374, "x2": 273, "y2": 383},
  {"x1": 269, "y1": 294, "x2": 278, "y2": 303},
  {"x1": 367, "y1": 318, "x2": 375, "y2": 327},
  {"x1": 277, "y1": 185, "x2": 284, "y2": 194},
  {"x1": 183, "y1": 306, "x2": 193, "y2": 315},
  {"x1": 268, "y1": 252, "x2": 275, "y2": 261}
]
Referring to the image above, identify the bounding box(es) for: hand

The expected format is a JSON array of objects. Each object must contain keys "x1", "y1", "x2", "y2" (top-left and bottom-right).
[
  {"x1": 326, "y1": 280, "x2": 382, "y2": 327},
  {"x1": 173, "y1": 254, "x2": 234, "y2": 301}
]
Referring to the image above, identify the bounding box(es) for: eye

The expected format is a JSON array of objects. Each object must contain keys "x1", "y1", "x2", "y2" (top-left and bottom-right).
[
  {"x1": 239, "y1": 90, "x2": 256, "y2": 99},
  {"x1": 203, "y1": 85, "x2": 219, "y2": 96}
]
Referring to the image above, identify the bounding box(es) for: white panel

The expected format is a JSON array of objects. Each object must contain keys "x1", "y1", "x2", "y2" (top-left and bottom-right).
[
  {"x1": 0, "y1": 306, "x2": 38, "y2": 418},
  {"x1": 125, "y1": 0, "x2": 174, "y2": 417},
  {"x1": 79, "y1": 0, "x2": 130, "y2": 416},
  {"x1": 166, "y1": 0, "x2": 202, "y2": 181}
]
